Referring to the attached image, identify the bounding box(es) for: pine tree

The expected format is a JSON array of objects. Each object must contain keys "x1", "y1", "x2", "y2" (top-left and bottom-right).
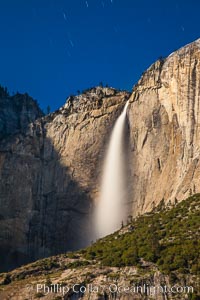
[{"x1": 46, "y1": 105, "x2": 51, "y2": 115}]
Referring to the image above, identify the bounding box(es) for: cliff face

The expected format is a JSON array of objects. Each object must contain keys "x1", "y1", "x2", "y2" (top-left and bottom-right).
[
  {"x1": 128, "y1": 38, "x2": 200, "y2": 214},
  {"x1": 0, "y1": 92, "x2": 43, "y2": 139},
  {"x1": 1, "y1": 38, "x2": 200, "y2": 271},
  {"x1": 0, "y1": 87, "x2": 130, "y2": 271}
]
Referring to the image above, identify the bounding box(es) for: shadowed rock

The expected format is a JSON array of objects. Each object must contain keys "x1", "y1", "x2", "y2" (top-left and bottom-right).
[{"x1": 0, "y1": 87, "x2": 130, "y2": 271}]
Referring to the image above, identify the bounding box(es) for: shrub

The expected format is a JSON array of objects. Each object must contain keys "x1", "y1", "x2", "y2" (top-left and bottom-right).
[
  {"x1": 3, "y1": 274, "x2": 11, "y2": 285},
  {"x1": 35, "y1": 292, "x2": 45, "y2": 298},
  {"x1": 82, "y1": 194, "x2": 200, "y2": 275}
]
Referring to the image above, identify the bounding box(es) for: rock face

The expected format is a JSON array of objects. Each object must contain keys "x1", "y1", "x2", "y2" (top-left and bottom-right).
[
  {"x1": 0, "y1": 87, "x2": 130, "y2": 271},
  {"x1": 0, "y1": 91, "x2": 43, "y2": 139},
  {"x1": 0, "y1": 264, "x2": 196, "y2": 300},
  {"x1": 1, "y1": 38, "x2": 200, "y2": 271},
  {"x1": 128, "y1": 38, "x2": 200, "y2": 214}
]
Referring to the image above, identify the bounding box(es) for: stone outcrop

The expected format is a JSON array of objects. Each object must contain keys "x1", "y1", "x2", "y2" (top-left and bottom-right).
[
  {"x1": 0, "y1": 87, "x2": 130, "y2": 271},
  {"x1": 128, "y1": 38, "x2": 200, "y2": 214},
  {"x1": 0, "y1": 91, "x2": 43, "y2": 139},
  {"x1": 0, "y1": 263, "x2": 196, "y2": 300}
]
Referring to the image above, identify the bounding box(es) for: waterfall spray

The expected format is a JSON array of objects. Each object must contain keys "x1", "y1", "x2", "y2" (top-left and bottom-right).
[{"x1": 95, "y1": 101, "x2": 129, "y2": 238}]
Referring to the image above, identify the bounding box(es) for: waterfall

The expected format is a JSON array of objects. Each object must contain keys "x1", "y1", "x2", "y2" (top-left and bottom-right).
[{"x1": 95, "y1": 101, "x2": 129, "y2": 238}]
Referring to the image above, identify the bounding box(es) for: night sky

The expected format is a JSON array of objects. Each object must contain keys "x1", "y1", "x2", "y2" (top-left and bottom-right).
[{"x1": 0, "y1": 0, "x2": 199, "y2": 112}]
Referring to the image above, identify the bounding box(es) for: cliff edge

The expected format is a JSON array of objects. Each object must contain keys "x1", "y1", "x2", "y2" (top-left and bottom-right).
[{"x1": 128, "y1": 38, "x2": 200, "y2": 214}]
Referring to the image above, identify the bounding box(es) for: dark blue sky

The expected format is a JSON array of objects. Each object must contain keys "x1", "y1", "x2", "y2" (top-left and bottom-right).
[{"x1": 0, "y1": 0, "x2": 199, "y2": 112}]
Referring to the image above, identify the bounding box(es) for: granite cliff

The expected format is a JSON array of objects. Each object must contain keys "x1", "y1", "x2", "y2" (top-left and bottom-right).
[
  {"x1": 128, "y1": 38, "x2": 200, "y2": 214},
  {"x1": 0, "y1": 89, "x2": 43, "y2": 139},
  {"x1": 0, "y1": 87, "x2": 130, "y2": 271},
  {"x1": 1, "y1": 38, "x2": 200, "y2": 271}
]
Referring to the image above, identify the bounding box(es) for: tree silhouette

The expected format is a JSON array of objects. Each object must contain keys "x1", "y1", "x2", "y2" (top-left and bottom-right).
[
  {"x1": 46, "y1": 105, "x2": 51, "y2": 115},
  {"x1": 0, "y1": 85, "x2": 9, "y2": 98}
]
